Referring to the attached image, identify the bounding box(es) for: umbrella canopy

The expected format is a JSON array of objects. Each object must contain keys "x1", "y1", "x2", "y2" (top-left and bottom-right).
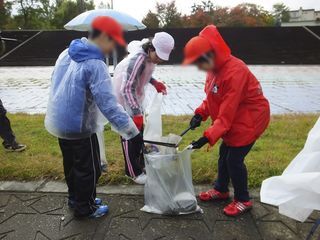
[{"x1": 64, "y1": 9, "x2": 146, "y2": 31}]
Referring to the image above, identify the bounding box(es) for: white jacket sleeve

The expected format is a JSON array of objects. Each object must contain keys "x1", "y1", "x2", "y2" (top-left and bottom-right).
[{"x1": 87, "y1": 59, "x2": 139, "y2": 140}]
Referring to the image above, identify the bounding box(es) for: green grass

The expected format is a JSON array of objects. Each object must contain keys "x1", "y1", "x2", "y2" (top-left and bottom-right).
[{"x1": 0, "y1": 114, "x2": 318, "y2": 187}]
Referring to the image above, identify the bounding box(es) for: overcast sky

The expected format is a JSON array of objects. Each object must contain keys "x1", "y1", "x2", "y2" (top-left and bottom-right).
[{"x1": 94, "y1": 0, "x2": 320, "y2": 21}]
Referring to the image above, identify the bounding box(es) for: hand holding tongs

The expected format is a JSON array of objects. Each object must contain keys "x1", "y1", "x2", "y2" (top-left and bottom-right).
[{"x1": 143, "y1": 126, "x2": 193, "y2": 148}]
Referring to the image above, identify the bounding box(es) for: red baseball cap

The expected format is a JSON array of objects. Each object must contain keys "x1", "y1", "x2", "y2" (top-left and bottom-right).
[
  {"x1": 91, "y1": 16, "x2": 126, "y2": 46},
  {"x1": 183, "y1": 36, "x2": 212, "y2": 65}
]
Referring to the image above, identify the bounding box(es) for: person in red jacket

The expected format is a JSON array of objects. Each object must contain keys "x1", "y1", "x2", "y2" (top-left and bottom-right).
[{"x1": 184, "y1": 25, "x2": 270, "y2": 217}]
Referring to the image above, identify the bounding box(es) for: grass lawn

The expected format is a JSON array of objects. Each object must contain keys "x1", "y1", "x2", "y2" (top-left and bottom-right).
[{"x1": 0, "y1": 114, "x2": 318, "y2": 187}]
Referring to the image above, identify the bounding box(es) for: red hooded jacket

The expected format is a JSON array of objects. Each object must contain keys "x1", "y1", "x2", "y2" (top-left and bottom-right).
[{"x1": 195, "y1": 25, "x2": 270, "y2": 147}]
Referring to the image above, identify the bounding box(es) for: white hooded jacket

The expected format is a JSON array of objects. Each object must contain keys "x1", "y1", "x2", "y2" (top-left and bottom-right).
[{"x1": 113, "y1": 40, "x2": 156, "y2": 116}]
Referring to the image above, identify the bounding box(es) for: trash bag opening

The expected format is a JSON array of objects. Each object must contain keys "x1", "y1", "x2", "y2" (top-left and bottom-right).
[{"x1": 141, "y1": 94, "x2": 202, "y2": 215}]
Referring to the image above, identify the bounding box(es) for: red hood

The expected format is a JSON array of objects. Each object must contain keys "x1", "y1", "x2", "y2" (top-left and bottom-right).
[{"x1": 199, "y1": 25, "x2": 231, "y2": 70}]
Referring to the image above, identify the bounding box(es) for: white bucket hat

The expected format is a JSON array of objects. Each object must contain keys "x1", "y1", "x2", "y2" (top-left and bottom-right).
[{"x1": 152, "y1": 32, "x2": 175, "y2": 61}]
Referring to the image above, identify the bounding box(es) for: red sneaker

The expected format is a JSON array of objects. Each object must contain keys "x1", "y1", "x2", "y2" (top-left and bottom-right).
[
  {"x1": 199, "y1": 189, "x2": 230, "y2": 201},
  {"x1": 223, "y1": 200, "x2": 253, "y2": 217}
]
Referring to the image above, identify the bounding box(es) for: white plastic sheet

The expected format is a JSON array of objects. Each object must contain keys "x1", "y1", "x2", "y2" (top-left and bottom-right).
[
  {"x1": 96, "y1": 131, "x2": 107, "y2": 170},
  {"x1": 141, "y1": 94, "x2": 201, "y2": 215},
  {"x1": 143, "y1": 93, "x2": 163, "y2": 141},
  {"x1": 260, "y1": 117, "x2": 320, "y2": 222}
]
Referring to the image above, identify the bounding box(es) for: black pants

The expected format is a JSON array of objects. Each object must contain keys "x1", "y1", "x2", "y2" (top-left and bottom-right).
[
  {"x1": 0, "y1": 99, "x2": 16, "y2": 146},
  {"x1": 58, "y1": 134, "x2": 101, "y2": 217},
  {"x1": 214, "y1": 141, "x2": 255, "y2": 202},
  {"x1": 120, "y1": 136, "x2": 144, "y2": 178}
]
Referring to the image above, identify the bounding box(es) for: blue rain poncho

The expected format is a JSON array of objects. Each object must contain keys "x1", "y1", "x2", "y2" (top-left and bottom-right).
[{"x1": 45, "y1": 38, "x2": 139, "y2": 140}]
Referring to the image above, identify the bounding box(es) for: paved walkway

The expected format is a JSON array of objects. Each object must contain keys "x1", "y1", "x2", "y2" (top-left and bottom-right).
[
  {"x1": 1, "y1": 65, "x2": 320, "y2": 115},
  {"x1": 0, "y1": 181, "x2": 318, "y2": 240}
]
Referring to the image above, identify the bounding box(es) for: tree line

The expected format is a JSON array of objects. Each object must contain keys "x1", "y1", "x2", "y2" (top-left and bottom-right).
[
  {"x1": 0, "y1": 0, "x2": 95, "y2": 29},
  {"x1": 0, "y1": 0, "x2": 290, "y2": 30},
  {"x1": 142, "y1": 1, "x2": 290, "y2": 28}
]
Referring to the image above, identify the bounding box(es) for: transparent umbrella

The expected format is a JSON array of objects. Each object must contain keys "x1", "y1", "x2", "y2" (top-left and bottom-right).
[{"x1": 64, "y1": 9, "x2": 146, "y2": 32}]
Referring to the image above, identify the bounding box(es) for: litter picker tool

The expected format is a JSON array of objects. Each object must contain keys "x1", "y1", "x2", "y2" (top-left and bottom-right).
[
  {"x1": 143, "y1": 140, "x2": 177, "y2": 148},
  {"x1": 174, "y1": 126, "x2": 193, "y2": 147},
  {"x1": 180, "y1": 126, "x2": 192, "y2": 137},
  {"x1": 143, "y1": 125, "x2": 193, "y2": 148}
]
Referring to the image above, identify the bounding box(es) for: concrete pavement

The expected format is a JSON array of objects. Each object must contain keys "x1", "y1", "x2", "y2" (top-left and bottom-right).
[{"x1": 0, "y1": 181, "x2": 318, "y2": 240}]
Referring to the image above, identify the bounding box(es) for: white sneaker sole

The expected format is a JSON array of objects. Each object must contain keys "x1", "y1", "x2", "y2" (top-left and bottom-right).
[{"x1": 5, "y1": 145, "x2": 27, "y2": 152}]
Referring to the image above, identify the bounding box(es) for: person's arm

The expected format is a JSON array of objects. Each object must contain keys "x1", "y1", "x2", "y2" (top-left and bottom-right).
[
  {"x1": 204, "y1": 69, "x2": 248, "y2": 146},
  {"x1": 150, "y1": 77, "x2": 167, "y2": 95},
  {"x1": 87, "y1": 60, "x2": 139, "y2": 140},
  {"x1": 189, "y1": 74, "x2": 211, "y2": 130},
  {"x1": 194, "y1": 74, "x2": 212, "y2": 121},
  {"x1": 122, "y1": 54, "x2": 146, "y2": 116},
  {"x1": 195, "y1": 98, "x2": 210, "y2": 121}
]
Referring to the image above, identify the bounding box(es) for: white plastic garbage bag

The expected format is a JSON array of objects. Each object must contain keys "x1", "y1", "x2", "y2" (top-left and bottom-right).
[
  {"x1": 141, "y1": 94, "x2": 202, "y2": 215},
  {"x1": 96, "y1": 131, "x2": 107, "y2": 171},
  {"x1": 143, "y1": 93, "x2": 163, "y2": 141},
  {"x1": 260, "y1": 117, "x2": 320, "y2": 222}
]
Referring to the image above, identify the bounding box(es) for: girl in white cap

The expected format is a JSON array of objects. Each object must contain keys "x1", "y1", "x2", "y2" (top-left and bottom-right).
[{"x1": 113, "y1": 32, "x2": 175, "y2": 184}]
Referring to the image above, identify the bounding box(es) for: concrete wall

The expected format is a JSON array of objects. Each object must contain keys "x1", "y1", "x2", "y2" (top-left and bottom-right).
[
  {"x1": 282, "y1": 21, "x2": 320, "y2": 27},
  {"x1": 1, "y1": 26, "x2": 320, "y2": 66}
]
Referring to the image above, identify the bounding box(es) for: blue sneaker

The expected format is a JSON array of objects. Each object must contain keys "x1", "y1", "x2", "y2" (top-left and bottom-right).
[
  {"x1": 68, "y1": 198, "x2": 103, "y2": 209},
  {"x1": 89, "y1": 205, "x2": 109, "y2": 218},
  {"x1": 101, "y1": 164, "x2": 107, "y2": 173},
  {"x1": 95, "y1": 198, "x2": 102, "y2": 205}
]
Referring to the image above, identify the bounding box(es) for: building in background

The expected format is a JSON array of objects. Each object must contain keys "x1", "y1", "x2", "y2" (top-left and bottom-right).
[{"x1": 282, "y1": 7, "x2": 320, "y2": 26}]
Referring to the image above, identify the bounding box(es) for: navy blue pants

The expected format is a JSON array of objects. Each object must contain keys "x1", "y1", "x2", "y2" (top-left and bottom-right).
[
  {"x1": 59, "y1": 134, "x2": 101, "y2": 217},
  {"x1": 120, "y1": 136, "x2": 144, "y2": 178},
  {"x1": 214, "y1": 141, "x2": 255, "y2": 202},
  {"x1": 0, "y1": 99, "x2": 16, "y2": 146}
]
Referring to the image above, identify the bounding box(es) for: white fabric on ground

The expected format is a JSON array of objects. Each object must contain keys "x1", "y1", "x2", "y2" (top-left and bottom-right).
[{"x1": 260, "y1": 117, "x2": 320, "y2": 222}]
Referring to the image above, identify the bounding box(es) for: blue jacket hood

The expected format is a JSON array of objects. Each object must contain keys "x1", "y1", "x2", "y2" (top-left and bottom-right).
[{"x1": 68, "y1": 38, "x2": 105, "y2": 62}]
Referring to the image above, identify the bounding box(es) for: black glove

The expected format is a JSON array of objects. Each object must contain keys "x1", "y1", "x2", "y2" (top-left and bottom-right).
[
  {"x1": 191, "y1": 137, "x2": 209, "y2": 149},
  {"x1": 190, "y1": 114, "x2": 202, "y2": 130}
]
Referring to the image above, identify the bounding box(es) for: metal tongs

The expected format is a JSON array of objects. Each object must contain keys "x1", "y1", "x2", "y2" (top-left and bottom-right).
[{"x1": 143, "y1": 126, "x2": 192, "y2": 148}]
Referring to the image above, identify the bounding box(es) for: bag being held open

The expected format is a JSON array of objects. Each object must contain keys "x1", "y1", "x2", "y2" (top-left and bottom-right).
[{"x1": 141, "y1": 94, "x2": 202, "y2": 215}]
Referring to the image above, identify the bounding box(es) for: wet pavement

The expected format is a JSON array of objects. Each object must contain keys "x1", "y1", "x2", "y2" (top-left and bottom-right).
[
  {"x1": 0, "y1": 65, "x2": 320, "y2": 115},
  {"x1": 0, "y1": 189, "x2": 319, "y2": 240}
]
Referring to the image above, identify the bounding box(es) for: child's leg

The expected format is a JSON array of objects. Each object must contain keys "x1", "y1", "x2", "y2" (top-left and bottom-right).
[
  {"x1": 225, "y1": 142, "x2": 255, "y2": 202},
  {"x1": 120, "y1": 136, "x2": 143, "y2": 178},
  {"x1": 0, "y1": 100, "x2": 16, "y2": 146},
  {"x1": 199, "y1": 142, "x2": 230, "y2": 201},
  {"x1": 214, "y1": 142, "x2": 230, "y2": 193}
]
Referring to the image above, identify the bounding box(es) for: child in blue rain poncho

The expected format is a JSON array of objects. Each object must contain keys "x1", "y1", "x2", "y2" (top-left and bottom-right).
[{"x1": 45, "y1": 16, "x2": 142, "y2": 219}]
